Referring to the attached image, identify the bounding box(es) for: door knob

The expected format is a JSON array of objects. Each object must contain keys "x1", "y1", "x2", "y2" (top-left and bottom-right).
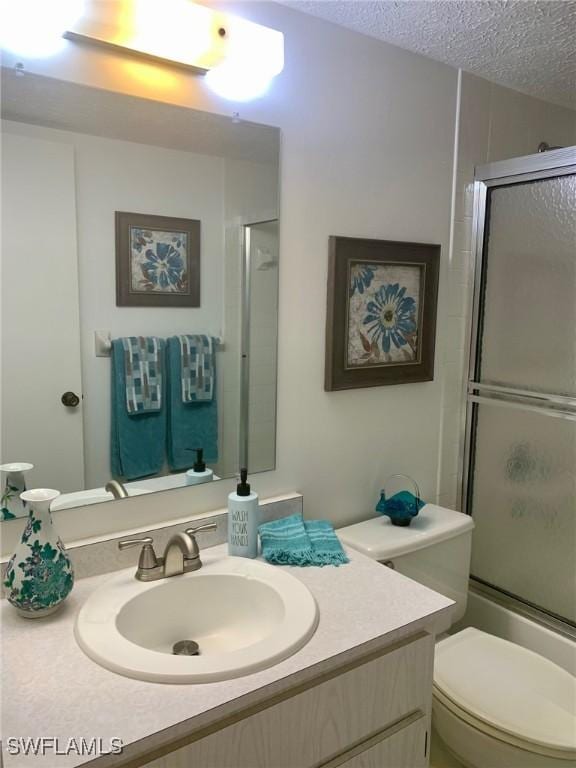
[{"x1": 61, "y1": 391, "x2": 80, "y2": 407}]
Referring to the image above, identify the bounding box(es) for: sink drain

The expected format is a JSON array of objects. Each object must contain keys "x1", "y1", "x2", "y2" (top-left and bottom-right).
[{"x1": 172, "y1": 640, "x2": 200, "y2": 656}]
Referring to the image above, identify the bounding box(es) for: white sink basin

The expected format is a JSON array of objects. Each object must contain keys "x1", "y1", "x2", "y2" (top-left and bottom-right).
[{"x1": 75, "y1": 554, "x2": 318, "y2": 683}]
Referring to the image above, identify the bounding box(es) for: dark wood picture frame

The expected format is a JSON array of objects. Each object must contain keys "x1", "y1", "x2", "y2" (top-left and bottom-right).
[
  {"x1": 115, "y1": 211, "x2": 200, "y2": 307},
  {"x1": 325, "y1": 236, "x2": 440, "y2": 391}
]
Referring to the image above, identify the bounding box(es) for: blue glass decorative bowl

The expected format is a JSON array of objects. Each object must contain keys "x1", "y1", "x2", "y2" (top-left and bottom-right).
[{"x1": 376, "y1": 475, "x2": 424, "y2": 527}]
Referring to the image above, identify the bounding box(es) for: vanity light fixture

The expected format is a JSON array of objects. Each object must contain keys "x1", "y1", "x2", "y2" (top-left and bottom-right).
[
  {"x1": 65, "y1": 0, "x2": 284, "y2": 101},
  {"x1": 0, "y1": 0, "x2": 85, "y2": 57}
]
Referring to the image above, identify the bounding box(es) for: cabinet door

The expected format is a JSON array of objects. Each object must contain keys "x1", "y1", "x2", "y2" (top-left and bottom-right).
[
  {"x1": 323, "y1": 717, "x2": 428, "y2": 768},
  {"x1": 145, "y1": 633, "x2": 433, "y2": 768}
]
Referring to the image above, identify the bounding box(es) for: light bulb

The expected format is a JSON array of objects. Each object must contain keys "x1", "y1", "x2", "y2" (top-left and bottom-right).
[
  {"x1": 205, "y1": 61, "x2": 274, "y2": 102},
  {"x1": 205, "y1": 12, "x2": 283, "y2": 102},
  {"x1": 0, "y1": 0, "x2": 84, "y2": 57}
]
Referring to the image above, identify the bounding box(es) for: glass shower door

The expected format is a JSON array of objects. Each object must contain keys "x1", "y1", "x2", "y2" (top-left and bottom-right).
[{"x1": 465, "y1": 152, "x2": 576, "y2": 628}]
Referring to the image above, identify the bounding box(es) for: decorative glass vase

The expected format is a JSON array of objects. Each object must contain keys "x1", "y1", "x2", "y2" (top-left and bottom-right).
[
  {"x1": 4, "y1": 488, "x2": 74, "y2": 618},
  {"x1": 376, "y1": 474, "x2": 424, "y2": 527},
  {"x1": 0, "y1": 462, "x2": 34, "y2": 521}
]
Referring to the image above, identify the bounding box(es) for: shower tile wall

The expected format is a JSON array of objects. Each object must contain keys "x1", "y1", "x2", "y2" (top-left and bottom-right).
[{"x1": 437, "y1": 73, "x2": 576, "y2": 510}]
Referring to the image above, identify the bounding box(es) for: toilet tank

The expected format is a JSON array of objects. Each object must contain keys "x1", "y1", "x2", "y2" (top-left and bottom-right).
[{"x1": 339, "y1": 505, "x2": 474, "y2": 624}]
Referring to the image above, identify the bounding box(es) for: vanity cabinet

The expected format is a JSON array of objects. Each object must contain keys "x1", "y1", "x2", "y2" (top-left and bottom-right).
[
  {"x1": 140, "y1": 632, "x2": 432, "y2": 768},
  {"x1": 323, "y1": 718, "x2": 427, "y2": 768}
]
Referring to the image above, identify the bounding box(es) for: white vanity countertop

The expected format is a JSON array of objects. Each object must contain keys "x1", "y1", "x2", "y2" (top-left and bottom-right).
[{"x1": 1, "y1": 545, "x2": 453, "y2": 768}]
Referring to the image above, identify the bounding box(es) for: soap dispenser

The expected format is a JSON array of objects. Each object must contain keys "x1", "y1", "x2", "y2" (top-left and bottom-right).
[
  {"x1": 185, "y1": 448, "x2": 214, "y2": 486},
  {"x1": 228, "y1": 468, "x2": 259, "y2": 558}
]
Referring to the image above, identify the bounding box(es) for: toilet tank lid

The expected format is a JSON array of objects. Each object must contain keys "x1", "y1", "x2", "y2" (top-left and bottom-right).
[{"x1": 337, "y1": 504, "x2": 474, "y2": 560}]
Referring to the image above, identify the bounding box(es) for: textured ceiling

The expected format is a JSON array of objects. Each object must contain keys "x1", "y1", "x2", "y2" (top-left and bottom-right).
[
  {"x1": 0, "y1": 69, "x2": 280, "y2": 163},
  {"x1": 281, "y1": 1, "x2": 576, "y2": 109}
]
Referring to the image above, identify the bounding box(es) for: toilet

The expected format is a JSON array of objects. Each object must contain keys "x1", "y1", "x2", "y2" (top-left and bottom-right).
[{"x1": 338, "y1": 506, "x2": 576, "y2": 768}]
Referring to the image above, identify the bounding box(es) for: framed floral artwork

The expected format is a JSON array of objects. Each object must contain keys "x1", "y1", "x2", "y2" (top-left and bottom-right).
[
  {"x1": 115, "y1": 212, "x2": 200, "y2": 307},
  {"x1": 325, "y1": 236, "x2": 440, "y2": 390}
]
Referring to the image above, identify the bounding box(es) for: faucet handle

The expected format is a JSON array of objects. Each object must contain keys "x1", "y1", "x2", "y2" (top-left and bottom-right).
[
  {"x1": 118, "y1": 536, "x2": 153, "y2": 550},
  {"x1": 179, "y1": 523, "x2": 217, "y2": 569},
  {"x1": 118, "y1": 537, "x2": 159, "y2": 571},
  {"x1": 185, "y1": 522, "x2": 218, "y2": 537}
]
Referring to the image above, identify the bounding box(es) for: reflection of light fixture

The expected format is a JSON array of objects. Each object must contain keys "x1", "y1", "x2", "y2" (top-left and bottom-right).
[{"x1": 65, "y1": 0, "x2": 284, "y2": 100}]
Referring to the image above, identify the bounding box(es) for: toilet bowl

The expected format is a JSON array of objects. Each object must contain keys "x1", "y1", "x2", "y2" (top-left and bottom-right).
[
  {"x1": 338, "y1": 508, "x2": 576, "y2": 768},
  {"x1": 433, "y1": 628, "x2": 576, "y2": 768}
]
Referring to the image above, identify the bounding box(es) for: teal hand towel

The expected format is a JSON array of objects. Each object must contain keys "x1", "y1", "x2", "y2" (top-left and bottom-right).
[
  {"x1": 167, "y1": 336, "x2": 218, "y2": 471},
  {"x1": 258, "y1": 513, "x2": 349, "y2": 567},
  {"x1": 111, "y1": 339, "x2": 166, "y2": 480},
  {"x1": 179, "y1": 334, "x2": 214, "y2": 402},
  {"x1": 304, "y1": 520, "x2": 349, "y2": 566},
  {"x1": 258, "y1": 514, "x2": 313, "y2": 566},
  {"x1": 121, "y1": 336, "x2": 163, "y2": 414}
]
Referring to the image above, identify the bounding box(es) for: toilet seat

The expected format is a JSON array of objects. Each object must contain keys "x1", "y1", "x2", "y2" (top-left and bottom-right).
[{"x1": 433, "y1": 628, "x2": 576, "y2": 759}]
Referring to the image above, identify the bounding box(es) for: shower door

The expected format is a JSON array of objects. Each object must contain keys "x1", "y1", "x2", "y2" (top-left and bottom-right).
[{"x1": 463, "y1": 147, "x2": 576, "y2": 632}]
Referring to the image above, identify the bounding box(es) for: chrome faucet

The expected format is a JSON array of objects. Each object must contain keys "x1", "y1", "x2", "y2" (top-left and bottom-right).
[
  {"x1": 106, "y1": 480, "x2": 129, "y2": 499},
  {"x1": 118, "y1": 522, "x2": 218, "y2": 581}
]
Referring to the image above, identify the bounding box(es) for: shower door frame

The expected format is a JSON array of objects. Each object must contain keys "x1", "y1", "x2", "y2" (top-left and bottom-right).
[
  {"x1": 240, "y1": 218, "x2": 280, "y2": 472},
  {"x1": 460, "y1": 145, "x2": 576, "y2": 638}
]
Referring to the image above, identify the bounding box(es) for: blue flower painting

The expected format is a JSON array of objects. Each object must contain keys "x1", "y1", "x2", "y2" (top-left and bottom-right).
[
  {"x1": 130, "y1": 227, "x2": 188, "y2": 294},
  {"x1": 363, "y1": 283, "x2": 417, "y2": 353},
  {"x1": 347, "y1": 263, "x2": 421, "y2": 367},
  {"x1": 349, "y1": 264, "x2": 375, "y2": 296}
]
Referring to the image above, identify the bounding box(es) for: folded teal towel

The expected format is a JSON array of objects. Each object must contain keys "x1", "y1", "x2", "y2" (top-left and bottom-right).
[
  {"x1": 258, "y1": 513, "x2": 349, "y2": 567},
  {"x1": 178, "y1": 334, "x2": 214, "y2": 403},
  {"x1": 120, "y1": 336, "x2": 163, "y2": 414},
  {"x1": 304, "y1": 520, "x2": 349, "y2": 566},
  {"x1": 167, "y1": 336, "x2": 218, "y2": 471},
  {"x1": 111, "y1": 339, "x2": 166, "y2": 480},
  {"x1": 258, "y1": 514, "x2": 313, "y2": 565}
]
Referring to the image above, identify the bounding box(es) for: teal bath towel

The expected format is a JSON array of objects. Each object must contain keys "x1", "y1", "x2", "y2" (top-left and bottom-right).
[
  {"x1": 167, "y1": 336, "x2": 218, "y2": 471},
  {"x1": 111, "y1": 338, "x2": 166, "y2": 480},
  {"x1": 258, "y1": 513, "x2": 349, "y2": 567}
]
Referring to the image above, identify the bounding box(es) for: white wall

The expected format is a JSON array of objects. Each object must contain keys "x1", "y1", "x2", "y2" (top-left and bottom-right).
[
  {"x1": 2, "y1": 1, "x2": 574, "y2": 544},
  {"x1": 2, "y1": 121, "x2": 226, "y2": 488},
  {"x1": 437, "y1": 73, "x2": 576, "y2": 512}
]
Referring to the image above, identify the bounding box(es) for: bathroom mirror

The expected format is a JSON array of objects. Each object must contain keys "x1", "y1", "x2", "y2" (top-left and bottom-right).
[{"x1": 0, "y1": 69, "x2": 280, "y2": 518}]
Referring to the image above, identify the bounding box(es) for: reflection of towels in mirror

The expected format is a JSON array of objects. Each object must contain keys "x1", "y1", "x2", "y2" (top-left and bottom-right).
[
  {"x1": 121, "y1": 336, "x2": 164, "y2": 413},
  {"x1": 111, "y1": 338, "x2": 166, "y2": 480},
  {"x1": 167, "y1": 336, "x2": 218, "y2": 472},
  {"x1": 178, "y1": 334, "x2": 214, "y2": 402}
]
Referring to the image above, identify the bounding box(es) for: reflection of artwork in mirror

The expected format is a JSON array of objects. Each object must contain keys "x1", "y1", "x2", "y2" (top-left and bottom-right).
[{"x1": 116, "y1": 212, "x2": 200, "y2": 307}]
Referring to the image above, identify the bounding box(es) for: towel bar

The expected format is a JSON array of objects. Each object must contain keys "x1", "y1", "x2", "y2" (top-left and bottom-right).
[{"x1": 94, "y1": 331, "x2": 224, "y2": 357}]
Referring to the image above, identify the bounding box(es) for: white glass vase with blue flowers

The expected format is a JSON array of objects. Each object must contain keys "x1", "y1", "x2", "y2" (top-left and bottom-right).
[{"x1": 4, "y1": 488, "x2": 74, "y2": 618}]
